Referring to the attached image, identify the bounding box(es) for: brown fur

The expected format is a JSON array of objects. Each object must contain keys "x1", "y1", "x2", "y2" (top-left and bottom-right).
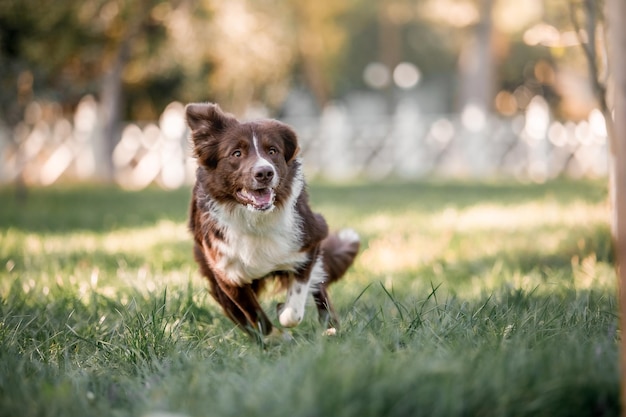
[{"x1": 186, "y1": 102, "x2": 359, "y2": 336}]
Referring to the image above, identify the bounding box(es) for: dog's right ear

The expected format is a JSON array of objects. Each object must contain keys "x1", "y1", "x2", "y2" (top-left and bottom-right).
[
  {"x1": 185, "y1": 103, "x2": 237, "y2": 169},
  {"x1": 185, "y1": 103, "x2": 237, "y2": 132}
]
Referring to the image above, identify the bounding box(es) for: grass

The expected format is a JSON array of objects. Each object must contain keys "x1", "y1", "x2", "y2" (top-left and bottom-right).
[{"x1": 0, "y1": 179, "x2": 618, "y2": 417}]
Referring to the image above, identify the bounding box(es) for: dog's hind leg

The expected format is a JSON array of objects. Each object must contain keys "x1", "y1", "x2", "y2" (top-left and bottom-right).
[
  {"x1": 312, "y1": 285, "x2": 339, "y2": 329},
  {"x1": 312, "y1": 229, "x2": 360, "y2": 330}
]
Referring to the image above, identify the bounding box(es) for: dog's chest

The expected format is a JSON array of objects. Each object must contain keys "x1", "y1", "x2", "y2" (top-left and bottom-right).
[{"x1": 212, "y1": 208, "x2": 308, "y2": 285}]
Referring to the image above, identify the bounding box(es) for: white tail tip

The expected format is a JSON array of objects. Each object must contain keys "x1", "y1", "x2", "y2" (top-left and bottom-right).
[{"x1": 338, "y1": 228, "x2": 360, "y2": 244}]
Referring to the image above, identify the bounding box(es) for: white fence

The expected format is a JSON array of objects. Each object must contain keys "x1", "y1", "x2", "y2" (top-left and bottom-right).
[{"x1": 0, "y1": 95, "x2": 609, "y2": 189}]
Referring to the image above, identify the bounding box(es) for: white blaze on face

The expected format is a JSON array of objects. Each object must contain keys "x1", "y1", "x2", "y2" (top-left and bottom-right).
[{"x1": 252, "y1": 133, "x2": 277, "y2": 183}]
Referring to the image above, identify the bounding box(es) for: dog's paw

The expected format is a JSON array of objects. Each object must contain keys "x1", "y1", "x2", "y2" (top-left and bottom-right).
[
  {"x1": 278, "y1": 305, "x2": 303, "y2": 328},
  {"x1": 322, "y1": 327, "x2": 337, "y2": 336}
]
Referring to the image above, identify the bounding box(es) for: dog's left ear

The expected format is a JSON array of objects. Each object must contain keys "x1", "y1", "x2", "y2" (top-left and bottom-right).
[{"x1": 275, "y1": 122, "x2": 300, "y2": 163}]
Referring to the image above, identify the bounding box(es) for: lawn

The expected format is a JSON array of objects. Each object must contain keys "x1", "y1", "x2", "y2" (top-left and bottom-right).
[{"x1": 0, "y1": 179, "x2": 618, "y2": 417}]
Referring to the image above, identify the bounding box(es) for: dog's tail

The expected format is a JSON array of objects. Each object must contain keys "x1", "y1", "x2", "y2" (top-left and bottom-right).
[{"x1": 321, "y1": 228, "x2": 360, "y2": 285}]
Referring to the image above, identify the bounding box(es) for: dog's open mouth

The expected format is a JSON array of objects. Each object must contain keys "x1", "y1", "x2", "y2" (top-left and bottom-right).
[{"x1": 236, "y1": 188, "x2": 275, "y2": 211}]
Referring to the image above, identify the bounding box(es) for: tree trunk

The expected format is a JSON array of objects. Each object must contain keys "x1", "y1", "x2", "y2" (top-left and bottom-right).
[
  {"x1": 96, "y1": 1, "x2": 148, "y2": 181},
  {"x1": 378, "y1": 0, "x2": 402, "y2": 114},
  {"x1": 97, "y1": 45, "x2": 128, "y2": 181},
  {"x1": 458, "y1": 0, "x2": 494, "y2": 114},
  {"x1": 299, "y1": 48, "x2": 330, "y2": 111},
  {"x1": 605, "y1": 1, "x2": 626, "y2": 414}
]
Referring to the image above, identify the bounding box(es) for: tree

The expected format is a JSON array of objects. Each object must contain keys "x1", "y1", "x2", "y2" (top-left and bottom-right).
[
  {"x1": 287, "y1": 0, "x2": 352, "y2": 109},
  {"x1": 0, "y1": 0, "x2": 173, "y2": 181},
  {"x1": 200, "y1": 0, "x2": 295, "y2": 114},
  {"x1": 604, "y1": 0, "x2": 626, "y2": 413},
  {"x1": 0, "y1": 0, "x2": 96, "y2": 196},
  {"x1": 91, "y1": 0, "x2": 166, "y2": 180},
  {"x1": 570, "y1": 0, "x2": 626, "y2": 410}
]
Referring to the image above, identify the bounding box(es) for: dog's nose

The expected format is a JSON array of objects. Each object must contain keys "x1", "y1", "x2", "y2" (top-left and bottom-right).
[{"x1": 254, "y1": 166, "x2": 275, "y2": 183}]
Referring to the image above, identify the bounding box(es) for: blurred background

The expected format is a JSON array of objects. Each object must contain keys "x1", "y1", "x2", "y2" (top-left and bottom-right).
[{"x1": 0, "y1": 0, "x2": 609, "y2": 189}]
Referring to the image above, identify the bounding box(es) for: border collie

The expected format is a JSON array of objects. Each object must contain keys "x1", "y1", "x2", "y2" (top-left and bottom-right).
[{"x1": 185, "y1": 103, "x2": 360, "y2": 337}]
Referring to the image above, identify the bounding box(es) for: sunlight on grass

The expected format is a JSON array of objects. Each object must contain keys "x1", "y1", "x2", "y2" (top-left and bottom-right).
[
  {"x1": 357, "y1": 200, "x2": 609, "y2": 286},
  {"x1": 4, "y1": 219, "x2": 187, "y2": 256},
  {"x1": 435, "y1": 200, "x2": 608, "y2": 231},
  {"x1": 2, "y1": 220, "x2": 194, "y2": 302},
  {"x1": 359, "y1": 231, "x2": 449, "y2": 274}
]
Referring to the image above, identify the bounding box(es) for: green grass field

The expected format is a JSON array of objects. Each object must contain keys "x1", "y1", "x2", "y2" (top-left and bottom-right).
[{"x1": 0, "y1": 180, "x2": 618, "y2": 417}]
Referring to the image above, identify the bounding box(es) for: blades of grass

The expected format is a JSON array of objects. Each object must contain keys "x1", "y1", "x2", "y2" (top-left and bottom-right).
[
  {"x1": 429, "y1": 281, "x2": 441, "y2": 306},
  {"x1": 348, "y1": 281, "x2": 375, "y2": 310},
  {"x1": 65, "y1": 323, "x2": 100, "y2": 349},
  {"x1": 471, "y1": 294, "x2": 493, "y2": 322},
  {"x1": 379, "y1": 281, "x2": 406, "y2": 322}
]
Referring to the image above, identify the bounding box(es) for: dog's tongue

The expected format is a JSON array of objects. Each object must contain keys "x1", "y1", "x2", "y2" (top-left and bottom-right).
[{"x1": 250, "y1": 188, "x2": 273, "y2": 208}]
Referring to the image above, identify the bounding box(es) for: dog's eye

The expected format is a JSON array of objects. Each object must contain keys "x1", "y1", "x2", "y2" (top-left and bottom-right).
[
  {"x1": 231, "y1": 150, "x2": 242, "y2": 158},
  {"x1": 268, "y1": 147, "x2": 278, "y2": 156}
]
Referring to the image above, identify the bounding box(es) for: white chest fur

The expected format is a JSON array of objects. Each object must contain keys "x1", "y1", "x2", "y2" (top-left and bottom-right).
[
  {"x1": 216, "y1": 209, "x2": 308, "y2": 285},
  {"x1": 209, "y1": 172, "x2": 308, "y2": 286}
]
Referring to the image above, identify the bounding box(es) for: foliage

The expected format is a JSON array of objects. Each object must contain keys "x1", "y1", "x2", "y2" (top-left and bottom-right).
[
  {"x1": 0, "y1": 179, "x2": 617, "y2": 417},
  {"x1": 1, "y1": 0, "x2": 595, "y2": 124}
]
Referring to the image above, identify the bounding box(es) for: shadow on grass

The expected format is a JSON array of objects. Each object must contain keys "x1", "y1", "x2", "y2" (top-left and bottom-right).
[
  {"x1": 0, "y1": 185, "x2": 191, "y2": 233},
  {"x1": 310, "y1": 178, "x2": 608, "y2": 214},
  {"x1": 0, "y1": 179, "x2": 608, "y2": 233}
]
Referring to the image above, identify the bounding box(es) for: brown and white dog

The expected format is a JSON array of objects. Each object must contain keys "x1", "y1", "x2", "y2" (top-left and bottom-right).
[{"x1": 185, "y1": 103, "x2": 359, "y2": 336}]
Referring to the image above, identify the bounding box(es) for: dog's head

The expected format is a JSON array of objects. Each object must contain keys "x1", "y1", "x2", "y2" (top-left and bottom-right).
[{"x1": 185, "y1": 103, "x2": 300, "y2": 212}]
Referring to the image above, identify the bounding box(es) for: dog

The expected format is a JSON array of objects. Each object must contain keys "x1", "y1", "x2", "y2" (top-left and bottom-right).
[{"x1": 185, "y1": 102, "x2": 360, "y2": 337}]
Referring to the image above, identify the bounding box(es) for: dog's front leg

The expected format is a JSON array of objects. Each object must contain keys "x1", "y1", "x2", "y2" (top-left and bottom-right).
[
  {"x1": 195, "y1": 242, "x2": 273, "y2": 336},
  {"x1": 277, "y1": 272, "x2": 310, "y2": 327},
  {"x1": 214, "y1": 279, "x2": 273, "y2": 336},
  {"x1": 278, "y1": 246, "x2": 325, "y2": 328}
]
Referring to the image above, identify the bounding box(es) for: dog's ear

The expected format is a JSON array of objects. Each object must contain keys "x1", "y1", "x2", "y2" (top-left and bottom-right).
[
  {"x1": 185, "y1": 102, "x2": 237, "y2": 133},
  {"x1": 185, "y1": 103, "x2": 238, "y2": 169},
  {"x1": 273, "y1": 121, "x2": 300, "y2": 163}
]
